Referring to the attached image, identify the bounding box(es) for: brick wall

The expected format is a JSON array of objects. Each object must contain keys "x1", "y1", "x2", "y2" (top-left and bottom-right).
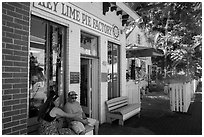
[{"x1": 2, "y1": 2, "x2": 30, "y2": 135}]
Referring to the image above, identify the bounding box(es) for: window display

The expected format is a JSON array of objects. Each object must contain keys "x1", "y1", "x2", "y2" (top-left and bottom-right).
[
  {"x1": 29, "y1": 16, "x2": 65, "y2": 118},
  {"x1": 80, "y1": 32, "x2": 98, "y2": 56}
]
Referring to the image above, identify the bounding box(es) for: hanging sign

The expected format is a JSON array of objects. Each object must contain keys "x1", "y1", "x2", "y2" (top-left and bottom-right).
[{"x1": 32, "y1": 2, "x2": 120, "y2": 39}]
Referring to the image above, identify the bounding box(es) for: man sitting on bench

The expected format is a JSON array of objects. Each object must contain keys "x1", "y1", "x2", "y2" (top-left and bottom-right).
[{"x1": 64, "y1": 91, "x2": 99, "y2": 135}]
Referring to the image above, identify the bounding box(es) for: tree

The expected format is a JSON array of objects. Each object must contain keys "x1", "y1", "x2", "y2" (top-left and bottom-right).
[
  {"x1": 126, "y1": 2, "x2": 202, "y2": 79},
  {"x1": 170, "y1": 35, "x2": 202, "y2": 79}
]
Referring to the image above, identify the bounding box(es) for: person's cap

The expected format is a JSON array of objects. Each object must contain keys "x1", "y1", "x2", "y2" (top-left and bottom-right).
[{"x1": 68, "y1": 91, "x2": 78, "y2": 96}]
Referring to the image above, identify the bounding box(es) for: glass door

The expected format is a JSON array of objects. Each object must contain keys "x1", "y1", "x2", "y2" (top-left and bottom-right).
[
  {"x1": 80, "y1": 58, "x2": 92, "y2": 117},
  {"x1": 80, "y1": 31, "x2": 99, "y2": 119}
]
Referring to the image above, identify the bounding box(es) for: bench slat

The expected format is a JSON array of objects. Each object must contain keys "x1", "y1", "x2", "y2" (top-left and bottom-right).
[
  {"x1": 108, "y1": 100, "x2": 127, "y2": 107},
  {"x1": 106, "y1": 96, "x2": 128, "y2": 105},
  {"x1": 108, "y1": 99, "x2": 127, "y2": 107},
  {"x1": 108, "y1": 102, "x2": 128, "y2": 111},
  {"x1": 106, "y1": 96, "x2": 128, "y2": 111}
]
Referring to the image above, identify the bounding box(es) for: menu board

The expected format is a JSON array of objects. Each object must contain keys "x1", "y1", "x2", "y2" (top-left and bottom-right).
[{"x1": 70, "y1": 72, "x2": 80, "y2": 84}]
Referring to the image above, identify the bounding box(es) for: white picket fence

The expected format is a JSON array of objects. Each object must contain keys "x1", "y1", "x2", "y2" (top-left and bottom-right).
[
  {"x1": 169, "y1": 80, "x2": 198, "y2": 112},
  {"x1": 126, "y1": 80, "x2": 142, "y2": 104}
]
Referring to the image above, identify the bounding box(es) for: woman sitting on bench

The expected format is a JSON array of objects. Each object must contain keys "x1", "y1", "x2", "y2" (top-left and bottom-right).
[{"x1": 38, "y1": 87, "x2": 80, "y2": 135}]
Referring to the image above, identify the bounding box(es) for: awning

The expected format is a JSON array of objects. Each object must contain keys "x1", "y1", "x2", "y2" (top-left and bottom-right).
[{"x1": 126, "y1": 46, "x2": 164, "y2": 58}]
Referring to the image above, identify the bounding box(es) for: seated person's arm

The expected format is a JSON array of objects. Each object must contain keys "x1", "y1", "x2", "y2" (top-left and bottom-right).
[
  {"x1": 53, "y1": 107, "x2": 80, "y2": 118},
  {"x1": 82, "y1": 112, "x2": 87, "y2": 119}
]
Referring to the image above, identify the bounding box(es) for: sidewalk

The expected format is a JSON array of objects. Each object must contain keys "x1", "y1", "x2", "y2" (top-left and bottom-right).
[{"x1": 99, "y1": 83, "x2": 202, "y2": 135}]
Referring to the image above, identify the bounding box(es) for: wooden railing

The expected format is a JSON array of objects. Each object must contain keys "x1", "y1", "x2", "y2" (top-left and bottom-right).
[{"x1": 169, "y1": 80, "x2": 198, "y2": 113}]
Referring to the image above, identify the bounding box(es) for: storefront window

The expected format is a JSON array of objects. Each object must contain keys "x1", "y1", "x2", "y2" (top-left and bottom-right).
[
  {"x1": 107, "y1": 42, "x2": 120, "y2": 99},
  {"x1": 80, "y1": 31, "x2": 98, "y2": 56},
  {"x1": 29, "y1": 16, "x2": 65, "y2": 118}
]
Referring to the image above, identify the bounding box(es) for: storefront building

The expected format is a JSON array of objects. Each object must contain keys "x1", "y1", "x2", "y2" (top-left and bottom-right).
[
  {"x1": 126, "y1": 25, "x2": 152, "y2": 104},
  {"x1": 2, "y1": 2, "x2": 140, "y2": 134},
  {"x1": 126, "y1": 25, "x2": 163, "y2": 104}
]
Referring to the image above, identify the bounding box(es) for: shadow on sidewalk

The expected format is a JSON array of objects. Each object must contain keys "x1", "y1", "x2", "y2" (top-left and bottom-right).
[{"x1": 99, "y1": 88, "x2": 202, "y2": 135}]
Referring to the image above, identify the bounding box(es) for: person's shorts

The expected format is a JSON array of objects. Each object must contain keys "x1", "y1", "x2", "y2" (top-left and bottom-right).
[{"x1": 70, "y1": 121, "x2": 85, "y2": 134}]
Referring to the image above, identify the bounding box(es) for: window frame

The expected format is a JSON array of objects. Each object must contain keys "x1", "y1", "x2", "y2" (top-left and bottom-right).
[
  {"x1": 107, "y1": 41, "x2": 120, "y2": 100},
  {"x1": 29, "y1": 15, "x2": 66, "y2": 118},
  {"x1": 80, "y1": 31, "x2": 99, "y2": 58}
]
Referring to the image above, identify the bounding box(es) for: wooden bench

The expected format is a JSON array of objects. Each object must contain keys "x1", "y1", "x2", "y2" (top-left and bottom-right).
[{"x1": 106, "y1": 96, "x2": 141, "y2": 126}]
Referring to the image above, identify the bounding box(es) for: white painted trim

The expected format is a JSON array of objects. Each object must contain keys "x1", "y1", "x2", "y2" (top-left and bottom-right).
[{"x1": 116, "y1": 2, "x2": 140, "y2": 20}]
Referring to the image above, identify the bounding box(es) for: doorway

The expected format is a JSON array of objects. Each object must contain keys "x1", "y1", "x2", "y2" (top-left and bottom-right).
[
  {"x1": 80, "y1": 58, "x2": 92, "y2": 117},
  {"x1": 80, "y1": 58, "x2": 99, "y2": 119}
]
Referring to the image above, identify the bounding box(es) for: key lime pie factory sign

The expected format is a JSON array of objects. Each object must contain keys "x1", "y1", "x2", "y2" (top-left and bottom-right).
[{"x1": 33, "y1": 2, "x2": 120, "y2": 39}]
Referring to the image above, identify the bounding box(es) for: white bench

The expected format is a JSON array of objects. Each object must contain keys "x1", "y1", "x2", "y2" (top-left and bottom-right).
[{"x1": 106, "y1": 96, "x2": 141, "y2": 126}]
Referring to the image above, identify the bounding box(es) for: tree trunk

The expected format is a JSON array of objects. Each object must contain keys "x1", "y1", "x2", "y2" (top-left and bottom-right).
[{"x1": 164, "y1": 54, "x2": 167, "y2": 78}]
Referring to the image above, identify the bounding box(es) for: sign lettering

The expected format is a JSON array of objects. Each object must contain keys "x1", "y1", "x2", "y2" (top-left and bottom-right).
[{"x1": 33, "y1": 2, "x2": 119, "y2": 38}]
